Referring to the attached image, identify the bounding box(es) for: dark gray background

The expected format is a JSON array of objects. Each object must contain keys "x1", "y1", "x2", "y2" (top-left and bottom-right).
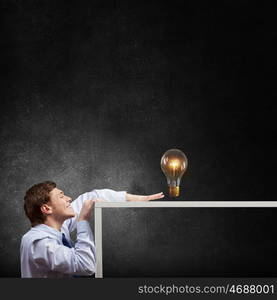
[{"x1": 0, "y1": 0, "x2": 276, "y2": 277}]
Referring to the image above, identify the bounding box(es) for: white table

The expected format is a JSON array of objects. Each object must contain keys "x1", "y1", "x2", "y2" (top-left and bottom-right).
[{"x1": 94, "y1": 201, "x2": 277, "y2": 278}]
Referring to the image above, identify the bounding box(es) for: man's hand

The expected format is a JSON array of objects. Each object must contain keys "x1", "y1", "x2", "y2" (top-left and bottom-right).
[
  {"x1": 126, "y1": 192, "x2": 164, "y2": 202},
  {"x1": 78, "y1": 198, "x2": 106, "y2": 221}
]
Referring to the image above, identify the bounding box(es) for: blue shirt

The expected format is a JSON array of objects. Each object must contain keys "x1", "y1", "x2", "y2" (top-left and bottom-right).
[{"x1": 20, "y1": 189, "x2": 126, "y2": 278}]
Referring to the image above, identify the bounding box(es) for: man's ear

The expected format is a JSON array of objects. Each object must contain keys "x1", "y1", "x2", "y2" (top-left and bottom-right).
[{"x1": 41, "y1": 204, "x2": 52, "y2": 216}]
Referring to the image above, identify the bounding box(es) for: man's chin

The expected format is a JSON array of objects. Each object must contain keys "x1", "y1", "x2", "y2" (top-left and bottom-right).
[{"x1": 65, "y1": 211, "x2": 76, "y2": 219}]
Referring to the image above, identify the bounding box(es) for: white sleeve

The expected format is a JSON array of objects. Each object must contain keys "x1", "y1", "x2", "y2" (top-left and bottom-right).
[
  {"x1": 32, "y1": 221, "x2": 95, "y2": 276},
  {"x1": 64, "y1": 189, "x2": 126, "y2": 233},
  {"x1": 94, "y1": 189, "x2": 127, "y2": 202}
]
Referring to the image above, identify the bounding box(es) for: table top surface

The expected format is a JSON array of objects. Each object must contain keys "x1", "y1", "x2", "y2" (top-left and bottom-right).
[{"x1": 95, "y1": 201, "x2": 277, "y2": 208}]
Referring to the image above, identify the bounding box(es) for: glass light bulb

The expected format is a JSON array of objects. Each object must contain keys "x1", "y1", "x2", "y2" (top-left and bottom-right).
[{"x1": 160, "y1": 149, "x2": 188, "y2": 197}]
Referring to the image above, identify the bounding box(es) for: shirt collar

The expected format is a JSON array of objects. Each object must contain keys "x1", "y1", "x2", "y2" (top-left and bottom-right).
[{"x1": 32, "y1": 223, "x2": 63, "y2": 240}]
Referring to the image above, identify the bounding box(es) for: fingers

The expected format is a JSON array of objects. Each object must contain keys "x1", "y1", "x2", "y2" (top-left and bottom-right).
[
  {"x1": 147, "y1": 192, "x2": 165, "y2": 201},
  {"x1": 91, "y1": 198, "x2": 106, "y2": 203},
  {"x1": 78, "y1": 199, "x2": 95, "y2": 221},
  {"x1": 84, "y1": 198, "x2": 95, "y2": 209},
  {"x1": 151, "y1": 192, "x2": 165, "y2": 198}
]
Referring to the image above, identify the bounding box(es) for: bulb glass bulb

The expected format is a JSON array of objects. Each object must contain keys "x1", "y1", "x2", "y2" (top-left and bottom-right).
[{"x1": 160, "y1": 149, "x2": 188, "y2": 197}]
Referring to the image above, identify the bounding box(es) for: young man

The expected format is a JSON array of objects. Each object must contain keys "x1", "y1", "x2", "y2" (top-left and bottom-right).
[{"x1": 20, "y1": 181, "x2": 164, "y2": 278}]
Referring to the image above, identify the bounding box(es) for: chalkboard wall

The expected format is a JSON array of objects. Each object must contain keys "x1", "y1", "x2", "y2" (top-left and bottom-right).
[
  {"x1": 103, "y1": 208, "x2": 277, "y2": 277},
  {"x1": 0, "y1": 1, "x2": 276, "y2": 277}
]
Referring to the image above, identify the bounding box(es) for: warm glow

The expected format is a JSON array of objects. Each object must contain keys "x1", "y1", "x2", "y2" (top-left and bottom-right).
[{"x1": 169, "y1": 160, "x2": 180, "y2": 169}]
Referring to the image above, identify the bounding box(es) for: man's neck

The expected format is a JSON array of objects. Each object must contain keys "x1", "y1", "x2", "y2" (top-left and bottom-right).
[{"x1": 44, "y1": 218, "x2": 64, "y2": 231}]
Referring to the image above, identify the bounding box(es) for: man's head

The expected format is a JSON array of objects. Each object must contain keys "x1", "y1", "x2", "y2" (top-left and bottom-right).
[{"x1": 24, "y1": 181, "x2": 75, "y2": 227}]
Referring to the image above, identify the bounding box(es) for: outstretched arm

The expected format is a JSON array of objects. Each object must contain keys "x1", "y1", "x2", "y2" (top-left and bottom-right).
[
  {"x1": 126, "y1": 192, "x2": 164, "y2": 202},
  {"x1": 64, "y1": 190, "x2": 164, "y2": 232}
]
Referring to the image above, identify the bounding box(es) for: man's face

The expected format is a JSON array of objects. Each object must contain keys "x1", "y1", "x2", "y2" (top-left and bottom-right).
[{"x1": 47, "y1": 188, "x2": 75, "y2": 221}]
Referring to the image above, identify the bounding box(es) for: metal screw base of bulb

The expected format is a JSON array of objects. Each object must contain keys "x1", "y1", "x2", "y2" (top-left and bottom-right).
[{"x1": 169, "y1": 186, "x2": 180, "y2": 197}]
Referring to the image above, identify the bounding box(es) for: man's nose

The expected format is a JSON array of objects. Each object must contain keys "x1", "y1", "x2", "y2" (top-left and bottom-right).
[{"x1": 67, "y1": 197, "x2": 72, "y2": 202}]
